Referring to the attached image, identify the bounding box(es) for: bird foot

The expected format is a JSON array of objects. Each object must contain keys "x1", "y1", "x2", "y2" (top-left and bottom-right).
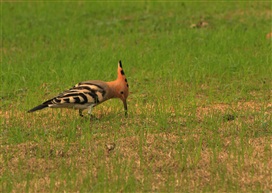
[{"x1": 89, "y1": 114, "x2": 98, "y2": 121}]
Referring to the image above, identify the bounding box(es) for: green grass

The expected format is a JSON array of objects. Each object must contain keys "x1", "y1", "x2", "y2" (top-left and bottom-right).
[{"x1": 1, "y1": 1, "x2": 271, "y2": 192}]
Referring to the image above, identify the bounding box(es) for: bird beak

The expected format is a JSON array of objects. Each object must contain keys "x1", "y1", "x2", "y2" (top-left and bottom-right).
[{"x1": 123, "y1": 99, "x2": 128, "y2": 117}]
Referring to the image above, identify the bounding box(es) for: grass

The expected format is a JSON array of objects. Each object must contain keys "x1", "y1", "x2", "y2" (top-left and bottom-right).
[{"x1": 1, "y1": 1, "x2": 271, "y2": 192}]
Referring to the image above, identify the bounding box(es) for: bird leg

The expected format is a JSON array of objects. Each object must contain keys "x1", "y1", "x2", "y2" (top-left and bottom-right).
[
  {"x1": 87, "y1": 106, "x2": 94, "y2": 120},
  {"x1": 87, "y1": 105, "x2": 99, "y2": 120},
  {"x1": 87, "y1": 106, "x2": 93, "y2": 115},
  {"x1": 79, "y1": 109, "x2": 84, "y2": 117}
]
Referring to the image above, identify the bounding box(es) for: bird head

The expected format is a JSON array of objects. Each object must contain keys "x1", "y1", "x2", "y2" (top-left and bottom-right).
[{"x1": 107, "y1": 60, "x2": 129, "y2": 116}]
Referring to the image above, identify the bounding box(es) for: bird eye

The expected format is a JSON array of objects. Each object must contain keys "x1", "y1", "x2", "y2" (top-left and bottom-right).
[{"x1": 120, "y1": 91, "x2": 124, "y2": 94}]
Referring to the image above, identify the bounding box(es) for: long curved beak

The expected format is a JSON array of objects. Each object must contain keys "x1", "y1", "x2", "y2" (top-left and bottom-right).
[{"x1": 123, "y1": 99, "x2": 128, "y2": 117}]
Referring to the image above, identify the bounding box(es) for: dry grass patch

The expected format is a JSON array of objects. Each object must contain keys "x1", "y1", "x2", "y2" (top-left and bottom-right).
[{"x1": 1, "y1": 97, "x2": 271, "y2": 192}]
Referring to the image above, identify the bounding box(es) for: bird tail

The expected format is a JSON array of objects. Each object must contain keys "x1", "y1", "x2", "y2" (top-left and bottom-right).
[{"x1": 27, "y1": 104, "x2": 48, "y2": 113}]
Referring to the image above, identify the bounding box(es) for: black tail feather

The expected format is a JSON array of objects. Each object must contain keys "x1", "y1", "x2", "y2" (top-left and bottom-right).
[{"x1": 27, "y1": 104, "x2": 48, "y2": 113}]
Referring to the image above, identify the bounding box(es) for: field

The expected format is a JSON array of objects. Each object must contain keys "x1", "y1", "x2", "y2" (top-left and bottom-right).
[{"x1": 1, "y1": 1, "x2": 272, "y2": 192}]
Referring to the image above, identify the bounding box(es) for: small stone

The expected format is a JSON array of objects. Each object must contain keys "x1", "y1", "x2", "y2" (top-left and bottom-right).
[{"x1": 105, "y1": 143, "x2": 116, "y2": 152}]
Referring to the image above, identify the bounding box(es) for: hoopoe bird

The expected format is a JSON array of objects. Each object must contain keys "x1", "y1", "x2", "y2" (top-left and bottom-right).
[{"x1": 28, "y1": 60, "x2": 129, "y2": 117}]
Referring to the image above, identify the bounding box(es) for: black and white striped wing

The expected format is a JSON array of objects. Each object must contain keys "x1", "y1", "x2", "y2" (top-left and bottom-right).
[{"x1": 45, "y1": 82, "x2": 107, "y2": 109}]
